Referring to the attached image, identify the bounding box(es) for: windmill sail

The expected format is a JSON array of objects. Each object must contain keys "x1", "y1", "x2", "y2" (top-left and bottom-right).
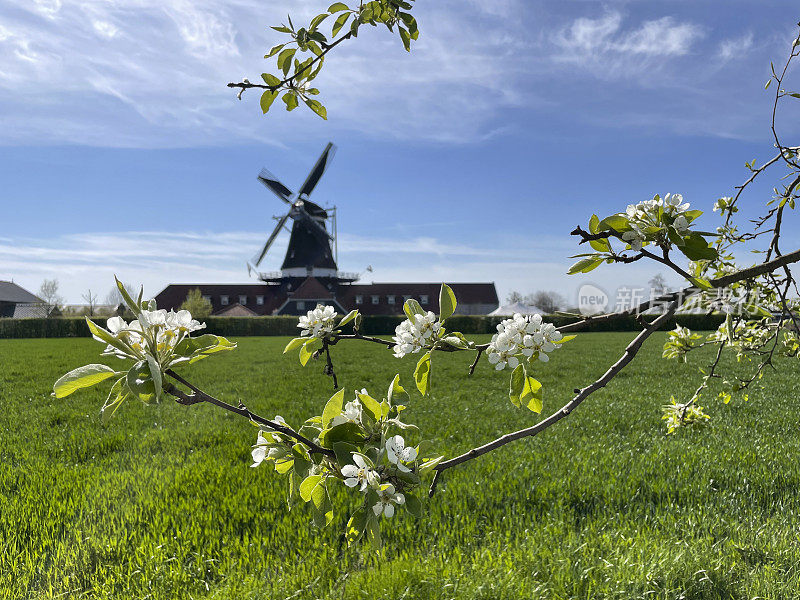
[{"x1": 250, "y1": 143, "x2": 339, "y2": 277}]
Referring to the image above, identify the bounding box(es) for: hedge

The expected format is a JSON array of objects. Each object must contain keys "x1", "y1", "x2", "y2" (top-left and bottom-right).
[{"x1": 0, "y1": 313, "x2": 728, "y2": 339}]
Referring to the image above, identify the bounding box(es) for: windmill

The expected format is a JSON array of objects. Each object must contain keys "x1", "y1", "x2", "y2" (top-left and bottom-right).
[{"x1": 248, "y1": 143, "x2": 355, "y2": 282}]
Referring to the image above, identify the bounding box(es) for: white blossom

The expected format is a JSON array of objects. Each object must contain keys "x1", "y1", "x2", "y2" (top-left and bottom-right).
[
  {"x1": 392, "y1": 311, "x2": 441, "y2": 358},
  {"x1": 165, "y1": 309, "x2": 206, "y2": 333},
  {"x1": 330, "y1": 400, "x2": 362, "y2": 427},
  {"x1": 341, "y1": 454, "x2": 379, "y2": 491},
  {"x1": 385, "y1": 435, "x2": 417, "y2": 472},
  {"x1": 372, "y1": 483, "x2": 405, "y2": 518},
  {"x1": 486, "y1": 313, "x2": 563, "y2": 370},
  {"x1": 297, "y1": 304, "x2": 337, "y2": 338}
]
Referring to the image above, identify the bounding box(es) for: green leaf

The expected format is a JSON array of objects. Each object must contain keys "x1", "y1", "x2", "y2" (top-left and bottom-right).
[
  {"x1": 145, "y1": 355, "x2": 162, "y2": 403},
  {"x1": 115, "y1": 276, "x2": 140, "y2": 315},
  {"x1": 399, "y1": 26, "x2": 411, "y2": 51},
  {"x1": 387, "y1": 373, "x2": 410, "y2": 405},
  {"x1": 299, "y1": 474, "x2": 322, "y2": 503},
  {"x1": 85, "y1": 318, "x2": 134, "y2": 358},
  {"x1": 357, "y1": 391, "x2": 382, "y2": 421},
  {"x1": 405, "y1": 494, "x2": 423, "y2": 518},
  {"x1": 332, "y1": 441, "x2": 358, "y2": 467},
  {"x1": 264, "y1": 44, "x2": 285, "y2": 59},
  {"x1": 53, "y1": 364, "x2": 118, "y2": 399},
  {"x1": 322, "y1": 387, "x2": 345, "y2": 429},
  {"x1": 277, "y1": 48, "x2": 296, "y2": 75},
  {"x1": 332, "y1": 11, "x2": 350, "y2": 36},
  {"x1": 338, "y1": 309, "x2": 358, "y2": 328},
  {"x1": 414, "y1": 351, "x2": 431, "y2": 396},
  {"x1": 282, "y1": 92, "x2": 299, "y2": 111},
  {"x1": 283, "y1": 337, "x2": 307, "y2": 354},
  {"x1": 678, "y1": 232, "x2": 718, "y2": 261},
  {"x1": 568, "y1": 257, "x2": 603, "y2": 275},
  {"x1": 508, "y1": 364, "x2": 543, "y2": 412},
  {"x1": 303, "y1": 98, "x2": 327, "y2": 120},
  {"x1": 508, "y1": 364, "x2": 525, "y2": 408},
  {"x1": 419, "y1": 456, "x2": 443, "y2": 472},
  {"x1": 439, "y1": 283, "x2": 457, "y2": 321},
  {"x1": 126, "y1": 361, "x2": 157, "y2": 404},
  {"x1": 328, "y1": 2, "x2": 349, "y2": 12},
  {"x1": 299, "y1": 337, "x2": 322, "y2": 366},
  {"x1": 100, "y1": 377, "x2": 129, "y2": 424},
  {"x1": 345, "y1": 507, "x2": 368, "y2": 546},
  {"x1": 319, "y1": 422, "x2": 366, "y2": 447},
  {"x1": 260, "y1": 90, "x2": 279, "y2": 114},
  {"x1": 597, "y1": 214, "x2": 631, "y2": 233},
  {"x1": 403, "y1": 298, "x2": 425, "y2": 321},
  {"x1": 261, "y1": 73, "x2": 281, "y2": 86},
  {"x1": 271, "y1": 25, "x2": 293, "y2": 33},
  {"x1": 683, "y1": 209, "x2": 703, "y2": 223},
  {"x1": 690, "y1": 277, "x2": 713, "y2": 291},
  {"x1": 522, "y1": 377, "x2": 543, "y2": 413}
]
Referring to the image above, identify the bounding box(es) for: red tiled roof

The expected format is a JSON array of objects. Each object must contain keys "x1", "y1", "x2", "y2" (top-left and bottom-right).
[{"x1": 289, "y1": 277, "x2": 335, "y2": 300}]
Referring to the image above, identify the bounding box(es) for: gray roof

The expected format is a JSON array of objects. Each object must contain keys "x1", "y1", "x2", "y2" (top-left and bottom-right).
[
  {"x1": 12, "y1": 303, "x2": 50, "y2": 318},
  {"x1": 0, "y1": 281, "x2": 42, "y2": 303}
]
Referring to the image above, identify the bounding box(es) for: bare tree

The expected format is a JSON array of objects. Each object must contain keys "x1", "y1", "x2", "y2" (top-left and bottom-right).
[
  {"x1": 648, "y1": 273, "x2": 668, "y2": 296},
  {"x1": 81, "y1": 289, "x2": 99, "y2": 316},
  {"x1": 505, "y1": 290, "x2": 524, "y2": 304},
  {"x1": 527, "y1": 291, "x2": 565, "y2": 314},
  {"x1": 38, "y1": 279, "x2": 63, "y2": 316}
]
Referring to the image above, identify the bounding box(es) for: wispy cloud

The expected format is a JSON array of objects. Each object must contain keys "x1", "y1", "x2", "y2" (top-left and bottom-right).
[
  {"x1": 552, "y1": 11, "x2": 704, "y2": 77},
  {"x1": 0, "y1": 228, "x2": 680, "y2": 305}
]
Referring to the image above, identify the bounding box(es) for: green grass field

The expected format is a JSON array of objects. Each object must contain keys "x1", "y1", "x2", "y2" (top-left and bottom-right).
[{"x1": 2, "y1": 332, "x2": 800, "y2": 599}]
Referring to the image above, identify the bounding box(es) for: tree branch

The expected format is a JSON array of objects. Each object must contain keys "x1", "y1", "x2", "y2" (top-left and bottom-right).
[{"x1": 164, "y1": 369, "x2": 335, "y2": 458}]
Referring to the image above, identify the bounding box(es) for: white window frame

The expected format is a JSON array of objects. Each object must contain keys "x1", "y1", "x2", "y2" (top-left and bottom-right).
[
  {"x1": 239, "y1": 295, "x2": 247, "y2": 305},
  {"x1": 220, "y1": 295, "x2": 229, "y2": 306},
  {"x1": 371, "y1": 295, "x2": 379, "y2": 305},
  {"x1": 355, "y1": 295, "x2": 363, "y2": 305},
  {"x1": 420, "y1": 295, "x2": 429, "y2": 304},
  {"x1": 297, "y1": 301, "x2": 305, "y2": 310},
  {"x1": 256, "y1": 295, "x2": 264, "y2": 306}
]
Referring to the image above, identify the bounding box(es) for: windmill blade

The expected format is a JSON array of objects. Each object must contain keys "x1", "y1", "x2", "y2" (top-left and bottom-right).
[
  {"x1": 297, "y1": 142, "x2": 337, "y2": 198},
  {"x1": 251, "y1": 213, "x2": 291, "y2": 267},
  {"x1": 257, "y1": 168, "x2": 294, "y2": 203},
  {"x1": 293, "y1": 204, "x2": 333, "y2": 241}
]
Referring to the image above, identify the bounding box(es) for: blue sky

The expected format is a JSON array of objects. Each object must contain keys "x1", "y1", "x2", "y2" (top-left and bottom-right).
[{"x1": 1, "y1": 0, "x2": 799, "y2": 304}]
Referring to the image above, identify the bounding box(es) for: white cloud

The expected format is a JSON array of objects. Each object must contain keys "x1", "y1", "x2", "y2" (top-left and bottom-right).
[
  {"x1": 0, "y1": 227, "x2": 680, "y2": 306},
  {"x1": 718, "y1": 32, "x2": 754, "y2": 61},
  {"x1": 553, "y1": 11, "x2": 704, "y2": 77}
]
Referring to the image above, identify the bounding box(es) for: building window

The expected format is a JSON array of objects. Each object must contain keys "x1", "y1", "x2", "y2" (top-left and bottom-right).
[
  {"x1": 387, "y1": 295, "x2": 396, "y2": 305},
  {"x1": 355, "y1": 295, "x2": 363, "y2": 305},
  {"x1": 256, "y1": 295, "x2": 264, "y2": 305},
  {"x1": 220, "y1": 295, "x2": 229, "y2": 306},
  {"x1": 403, "y1": 295, "x2": 411, "y2": 303},
  {"x1": 297, "y1": 301, "x2": 305, "y2": 310},
  {"x1": 239, "y1": 295, "x2": 247, "y2": 305},
  {"x1": 371, "y1": 295, "x2": 379, "y2": 305},
  {"x1": 202, "y1": 295, "x2": 211, "y2": 303},
  {"x1": 420, "y1": 295, "x2": 429, "y2": 304}
]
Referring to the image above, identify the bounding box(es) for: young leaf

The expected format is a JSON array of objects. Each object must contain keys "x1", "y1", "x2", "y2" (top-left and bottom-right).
[
  {"x1": 338, "y1": 309, "x2": 358, "y2": 328},
  {"x1": 299, "y1": 474, "x2": 322, "y2": 503},
  {"x1": 328, "y1": 2, "x2": 349, "y2": 12},
  {"x1": 332, "y1": 11, "x2": 350, "y2": 36},
  {"x1": 414, "y1": 351, "x2": 432, "y2": 396},
  {"x1": 282, "y1": 92, "x2": 299, "y2": 111},
  {"x1": 345, "y1": 507, "x2": 368, "y2": 545},
  {"x1": 405, "y1": 494, "x2": 423, "y2": 518},
  {"x1": 53, "y1": 364, "x2": 119, "y2": 399},
  {"x1": 303, "y1": 98, "x2": 327, "y2": 120},
  {"x1": 299, "y1": 337, "x2": 322, "y2": 366},
  {"x1": 388, "y1": 373, "x2": 410, "y2": 405},
  {"x1": 322, "y1": 388, "x2": 345, "y2": 429},
  {"x1": 439, "y1": 283, "x2": 457, "y2": 321},
  {"x1": 403, "y1": 298, "x2": 425, "y2": 321},
  {"x1": 260, "y1": 90, "x2": 279, "y2": 114},
  {"x1": 283, "y1": 337, "x2": 307, "y2": 354}
]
